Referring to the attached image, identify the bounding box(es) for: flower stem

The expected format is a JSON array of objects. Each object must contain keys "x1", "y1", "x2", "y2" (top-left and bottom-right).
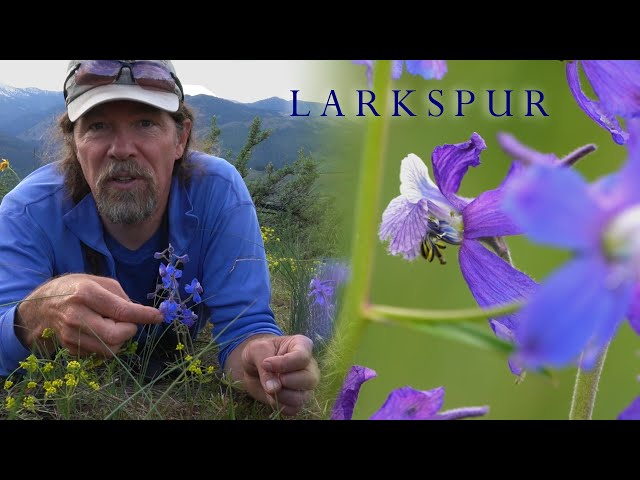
[
  {"x1": 7, "y1": 167, "x2": 21, "y2": 184},
  {"x1": 364, "y1": 301, "x2": 522, "y2": 324},
  {"x1": 319, "y1": 60, "x2": 393, "y2": 408},
  {"x1": 568, "y1": 342, "x2": 610, "y2": 420}
]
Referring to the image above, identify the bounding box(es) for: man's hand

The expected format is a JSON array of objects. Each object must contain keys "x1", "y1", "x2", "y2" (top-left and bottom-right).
[
  {"x1": 228, "y1": 334, "x2": 320, "y2": 416},
  {"x1": 15, "y1": 273, "x2": 163, "y2": 357}
]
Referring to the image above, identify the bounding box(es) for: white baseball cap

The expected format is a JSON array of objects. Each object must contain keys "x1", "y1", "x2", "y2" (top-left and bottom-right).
[{"x1": 64, "y1": 60, "x2": 183, "y2": 122}]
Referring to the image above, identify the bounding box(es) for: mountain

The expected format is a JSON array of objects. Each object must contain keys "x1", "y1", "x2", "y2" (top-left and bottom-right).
[
  {"x1": 0, "y1": 84, "x2": 63, "y2": 139},
  {"x1": 0, "y1": 84, "x2": 347, "y2": 178},
  {"x1": 246, "y1": 96, "x2": 326, "y2": 116}
]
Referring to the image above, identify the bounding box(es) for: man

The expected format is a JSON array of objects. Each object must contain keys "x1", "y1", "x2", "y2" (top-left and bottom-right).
[{"x1": 0, "y1": 60, "x2": 319, "y2": 416}]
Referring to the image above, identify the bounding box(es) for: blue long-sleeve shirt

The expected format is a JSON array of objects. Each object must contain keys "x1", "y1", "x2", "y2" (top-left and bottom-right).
[{"x1": 0, "y1": 151, "x2": 281, "y2": 376}]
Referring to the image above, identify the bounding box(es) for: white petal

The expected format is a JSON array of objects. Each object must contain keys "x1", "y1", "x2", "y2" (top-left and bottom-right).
[{"x1": 399, "y1": 153, "x2": 443, "y2": 204}]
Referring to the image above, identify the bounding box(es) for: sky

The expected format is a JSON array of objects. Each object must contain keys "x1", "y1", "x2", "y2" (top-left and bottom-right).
[{"x1": 0, "y1": 60, "x2": 329, "y2": 103}]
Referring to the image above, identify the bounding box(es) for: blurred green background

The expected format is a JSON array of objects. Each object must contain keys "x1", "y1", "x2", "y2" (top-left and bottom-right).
[{"x1": 308, "y1": 60, "x2": 640, "y2": 420}]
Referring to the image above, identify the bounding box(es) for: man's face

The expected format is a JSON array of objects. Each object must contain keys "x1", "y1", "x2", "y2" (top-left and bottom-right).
[{"x1": 73, "y1": 100, "x2": 190, "y2": 225}]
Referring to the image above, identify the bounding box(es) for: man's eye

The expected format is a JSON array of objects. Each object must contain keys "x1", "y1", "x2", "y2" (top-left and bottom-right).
[
  {"x1": 89, "y1": 122, "x2": 105, "y2": 131},
  {"x1": 140, "y1": 119, "x2": 154, "y2": 127}
]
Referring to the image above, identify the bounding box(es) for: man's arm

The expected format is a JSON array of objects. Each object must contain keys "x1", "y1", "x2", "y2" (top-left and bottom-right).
[{"x1": 0, "y1": 209, "x2": 162, "y2": 375}]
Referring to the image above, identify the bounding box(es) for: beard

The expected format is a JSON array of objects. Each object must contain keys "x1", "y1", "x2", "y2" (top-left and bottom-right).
[{"x1": 94, "y1": 160, "x2": 159, "y2": 225}]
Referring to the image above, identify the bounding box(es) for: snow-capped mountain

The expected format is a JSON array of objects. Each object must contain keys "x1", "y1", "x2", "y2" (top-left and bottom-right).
[
  {"x1": 0, "y1": 83, "x2": 60, "y2": 98},
  {"x1": 183, "y1": 84, "x2": 216, "y2": 97}
]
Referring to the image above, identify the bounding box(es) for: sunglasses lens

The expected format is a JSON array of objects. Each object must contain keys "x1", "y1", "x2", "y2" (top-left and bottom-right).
[
  {"x1": 66, "y1": 60, "x2": 182, "y2": 105},
  {"x1": 75, "y1": 60, "x2": 123, "y2": 86},
  {"x1": 131, "y1": 61, "x2": 176, "y2": 91}
]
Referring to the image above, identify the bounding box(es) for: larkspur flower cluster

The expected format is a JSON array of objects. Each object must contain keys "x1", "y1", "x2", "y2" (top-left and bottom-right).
[
  {"x1": 307, "y1": 260, "x2": 349, "y2": 342},
  {"x1": 331, "y1": 365, "x2": 488, "y2": 420},
  {"x1": 148, "y1": 244, "x2": 203, "y2": 328},
  {"x1": 353, "y1": 60, "x2": 447, "y2": 86}
]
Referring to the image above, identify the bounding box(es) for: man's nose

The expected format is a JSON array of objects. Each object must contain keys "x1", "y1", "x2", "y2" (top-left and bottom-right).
[{"x1": 108, "y1": 129, "x2": 137, "y2": 160}]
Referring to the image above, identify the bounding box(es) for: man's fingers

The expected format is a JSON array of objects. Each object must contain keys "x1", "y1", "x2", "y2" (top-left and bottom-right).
[
  {"x1": 243, "y1": 338, "x2": 282, "y2": 394},
  {"x1": 263, "y1": 336, "x2": 314, "y2": 373},
  {"x1": 84, "y1": 287, "x2": 162, "y2": 324},
  {"x1": 59, "y1": 315, "x2": 138, "y2": 357},
  {"x1": 279, "y1": 368, "x2": 320, "y2": 391},
  {"x1": 271, "y1": 388, "x2": 310, "y2": 409}
]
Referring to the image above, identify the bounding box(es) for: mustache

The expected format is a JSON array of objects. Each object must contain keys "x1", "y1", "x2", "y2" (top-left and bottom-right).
[{"x1": 96, "y1": 160, "x2": 153, "y2": 186}]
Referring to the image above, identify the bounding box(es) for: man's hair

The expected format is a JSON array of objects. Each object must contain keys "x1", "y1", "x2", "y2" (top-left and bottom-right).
[{"x1": 56, "y1": 102, "x2": 197, "y2": 204}]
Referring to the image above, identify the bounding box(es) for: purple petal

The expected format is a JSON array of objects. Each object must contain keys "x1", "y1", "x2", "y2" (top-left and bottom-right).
[
  {"x1": 435, "y1": 406, "x2": 489, "y2": 420},
  {"x1": 566, "y1": 61, "x2": 628, "y2": 145},
  {"x1": 404, "y1": 60, "x2": 448, "y2": 80},
  {"x1": 369, "y1": 386, "x2": 444, "y2": 420},
  {"x1": 379, "y1": 196, "x2": 429, "y2": 260},
  {"x1": 330, "y1": 365, "x2": 377, "y2": 420},
  {"x1": 463, "y1": 163, "x2": 526, "y2": 239},
  {"x1": 391, "y1": 60, "x2": 403, "y2": 79},
  {"x1": 601, "y1": 118, "x2": 640, "y2": 210},
  {"x1": 618, "y1": 396, "x2": 640, "y2": 420},
  {"x1": 515, "y1": 257, "x2": 634, "y2": 370},
  {"x1": 458, "y1": 239, "x2": 538, "y2": 373},
  {"x1": 627, "y1": 283, "x2": 640, "y2": 336},
  {"x1": 496, "y1": 132, "x2": 558, "y2": 166},
  {"x1": 502, "y1": 164, "x2": 605, "y2": 251},
  {"x1": 353, "y1": 60, "x2": 374, "y2": 87},
  {"x1": 431, "y1": 132, "x2": 487, "y2": 210},
  {"x1": 581, "y1": 60, "x2": 640, "y2": 119}
]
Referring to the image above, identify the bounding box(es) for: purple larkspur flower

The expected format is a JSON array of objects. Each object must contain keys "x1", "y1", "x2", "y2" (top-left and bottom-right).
[
  {"x1": 159, "y1": 299, "x2": 179, "y2": 323},
  {"x1": 309, "y1": 278, "x2": 334, "y2": 307},
  {"x1": 378, "y1": 133, "x2": 537, "y2": 373},
  {"x1": 353, "y1": 60, "x2": 447, "y2": 86},
  {"x1": 619, "y1": 377, "x2": 640, "y2": 420},
  {"x1": 502, "y1": 119, "x2": 640, "y2": 370},
  {"x1": 619, "y1": 396, "x2": 640, "y2": 420},
  {"x1": 307, "y1": 260, "x2": 350, "y2": 342},
  {"x1": 331, "y1": 365, "x2": 489, "y2": 420},
  {"x1": 566, "y1": 60, "x2": 640, "y2": 145},
  {"x1": 330, "y1": 365, "x2": 377, "y2": 420},
  {"x1": 185, "y1": 278, "x2": 203, "y2": 304}
]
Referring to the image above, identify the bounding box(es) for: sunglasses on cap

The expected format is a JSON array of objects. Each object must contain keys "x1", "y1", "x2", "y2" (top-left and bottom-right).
[{"x1": 64, "y1": 60, "x2": 184, "y2": 103}]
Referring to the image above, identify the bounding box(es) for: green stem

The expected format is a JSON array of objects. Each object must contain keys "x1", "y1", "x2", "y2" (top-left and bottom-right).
[
  {"x1": 319, "y1": 60, "x2": 393, "y2": 408},
  {"x1": 8, "y1": 167, "x2": 21, "y2": 184},
  {"x1": 364, "y1": 301, "x2": 522, "y2": 324},
  {"x1": 568, "y1": 342, "x2": 610, "y2": 420}
]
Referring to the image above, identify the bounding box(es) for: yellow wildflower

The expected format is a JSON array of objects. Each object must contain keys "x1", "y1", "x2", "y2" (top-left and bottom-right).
[
  {"x1": 4, "y1": 397, "x2": 15, "y2": 410},
  {"x1": 0, "y1": 159, "x2": 9, "y2": 172},
  {"x1": 19, "y1": 355, "x2": 38, "y2": 373},
  {"x1": 3, "y1": 380, "x2": 13, "y2": 390},
  {"x1": 66, "y1": 360, "x2": 81, "y2": 371},
  {"x1": 41, "y1": 328, "x2": 55, "y2": 339},
  {"x1": 175, "y1": 342, "x2": 185, "y2": 351},
  {"x1": 88, "y1": 381, "x2": 100, "y2": 391},
  {"x1": 27, "y1": 381, "x2": 37, "y2": 389},
  {"x1": 43, "y1": 363, "x2": 54, "y2": 373},
  {"x1": 22, "y1": 396, "x2": 36, "y2": 412},
  {"x1": 206, "y1": 365, "x2": 215, "y2": 374}
]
